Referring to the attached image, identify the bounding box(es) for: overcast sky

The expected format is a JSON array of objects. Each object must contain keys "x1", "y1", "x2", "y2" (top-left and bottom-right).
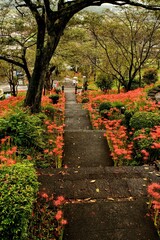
[{"x1": 85, "y1": 3, "x2": 117, "y2": 12}]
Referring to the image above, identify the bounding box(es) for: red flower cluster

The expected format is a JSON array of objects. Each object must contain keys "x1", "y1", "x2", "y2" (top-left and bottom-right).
[
  {"x1": 0, "y1": 96, "x2": 24, "y2": 117},
  {"x1": 0, "y1": 136, "x2": 17, "y2": 167},
  {"x1": 105, "y1": 120, "x2": 133, "y2": 165}
]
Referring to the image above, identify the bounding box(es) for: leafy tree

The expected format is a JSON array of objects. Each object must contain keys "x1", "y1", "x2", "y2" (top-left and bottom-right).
[
  {"x1": 96, "y1": 72, "x2": 113, "y2": 91},
  {"x1": 0, "y1": 6, "x2": 36, "y2": 81},
  {"x1": 0, "y1": 1, "x2": 160, "y2": 112},
  {"x1": 86, "y1": 8, "x2": 160, "y2": 91}
]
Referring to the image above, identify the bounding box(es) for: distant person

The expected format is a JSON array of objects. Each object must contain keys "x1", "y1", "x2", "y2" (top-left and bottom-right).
[
  {"x1": 83, "y1": 76, "x2": 88, "y2": 91},
  {"x1": 72, "y1": 76, "x2": 78, "y2": 86}
]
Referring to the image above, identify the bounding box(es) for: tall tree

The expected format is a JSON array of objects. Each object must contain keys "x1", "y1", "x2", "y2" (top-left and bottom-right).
[
  {"x1": 84, "y1": 9, "x2": 160, "y2": 91},
  {"x1": 0, "y1": 1, "x2": 160, "y2": 112},
  {"x1": 0, "y1": 6, "x2": 36, "y2": 81}
]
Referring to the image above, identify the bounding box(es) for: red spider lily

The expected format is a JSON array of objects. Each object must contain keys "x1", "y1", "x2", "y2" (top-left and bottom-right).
[
  {"x1": 54, "y1": 196, "x2": 65, "y2": 206},
  {"x1": 40, "y1": 192, "x2": 49, "y2": 200},
  {"x1": 61, "y1": 219, "x2": 68, "y2": 225},
  {"x1": 44, "y1": 149, "x2": 49, "y2": 154},
  {"x1": 148, "y1": 183, "x2": 160, "y2": 200},
  {"x1": 0, "y1": 96, "x2": 24, "y2": 117},
  {"x1": 55, "y1": 210, "x2": 63, "y2": 220},
  {"x1": 152, "y1": 200, "x2": 160, "y2": 210}
]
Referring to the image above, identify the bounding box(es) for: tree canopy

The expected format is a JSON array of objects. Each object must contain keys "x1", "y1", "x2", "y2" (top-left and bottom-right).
[{"x1": 0, "y1": 0, "x2": 160, "y2": 112}]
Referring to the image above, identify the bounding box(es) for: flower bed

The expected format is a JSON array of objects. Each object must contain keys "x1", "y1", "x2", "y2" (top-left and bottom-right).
[
  {"x1": 148, "y1": 183, "x2": 160, "y2": 237},
  {"x1": 78, "y1": 87, "x2": 160, "y2": 166},
  {"x1": 0, "y1": 91, "x2": 66, "y2": 239}
]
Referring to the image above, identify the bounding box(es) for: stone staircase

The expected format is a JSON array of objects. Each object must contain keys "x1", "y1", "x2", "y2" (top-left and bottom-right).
[{"x1": 38, "y1": 86, "x2": 160, "y2": 240}]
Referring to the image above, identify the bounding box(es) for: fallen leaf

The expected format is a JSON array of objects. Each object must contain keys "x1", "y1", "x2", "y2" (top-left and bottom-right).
[
  {"x1": 144, "y1": 166, "x2": 149, "y2": 170},
  {"x1": 84, "y1": 198, "x2": 91, "y2": 201},
  {"x1": 107, "y1": 197, "x2": 114, "y2": 201},
  {"x1": 96, "y1": 188, "x2": 100, "y2": 193},
  {"x1": 127, "y1": 197, "x2": 134, "y2": 201},
  {"x1": 143, "y1": 178, "x2": 147, "y2": 181},
  {"x1": 90, "y1": 180, "x2": 96, "y2": 183}
]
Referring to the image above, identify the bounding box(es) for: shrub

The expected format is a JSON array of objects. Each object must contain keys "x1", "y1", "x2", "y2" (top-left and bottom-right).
[
  {"x1": 133, "y1": 127, "x2": 160, "y2": 165},
  {"x1": 130, "y1": 111, "x2": 160, "y2": 130},
  {"x1": 55, "y1": 88, "x2": 61, "y2": 94},
  {"x1": 124, "y1": 109, "x2": 135, "y2": 129},
  {"x1": 0, "y1": 162, "x2": 39, "y2": 240},
  {"x1": 99, "y1": 101, "x2": 112, "y2": 112},
  {"x1": 28, "y1": 193, "x2": 67, "y2": 239},
  {"x1": 130, "y1": 80, "x2": 144, "y2": 90},
  {"x1": 44, "y1": 105, "x2": 55, "y2": 120},
  {"x1": 100, "y1": 109, "x2": 108, "y2": 119},
  {"x1": 143, "y1": 68, "x2": 158, "y2": 85},
  {"x1": 82, "y1": 97, "x2": 89, "y2": 103},
  {"x1": 0, "y1": 110, "x2": 45, "y2": 160},
  {"x1": 108, "y1": 108, "x2": 125, "y2": 121},
  {"x1": 112, "y1": 101, "x2": 125, "y2": 110},
  {"x1": 7, "y1": 111, "x2": 44, "y2": 148},
  {"x1": 49, "y1": 94, "x2": 59, "y2": 104},
  {"x1": 133, "y1": 128, "x2": 153, "y2": 164},
  {"x1": 96, "y1": 73, "x2": 113, "y2": 91}
]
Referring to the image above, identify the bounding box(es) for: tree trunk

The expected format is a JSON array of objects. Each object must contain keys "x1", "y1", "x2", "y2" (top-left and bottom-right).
[
  {"x1": 23, "y1": 2, "x2": 93, "y2": 113},
  {"x1": 24, "y1": 58, "x2": 49, "y2": 112}
]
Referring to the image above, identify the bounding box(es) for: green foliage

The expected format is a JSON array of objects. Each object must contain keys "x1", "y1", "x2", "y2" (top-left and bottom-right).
[
  {"x1": 82, "y1": 97, "x2": 89, "y2": 103},
  {"x1": 112, "y1": 101, "x2": 125, "y2": 109},
  {"x1": 130, "y1": 111, "x2": 160, "y2": 130},
  {"x1": 49, "y1": 94, "x2": 59, "y2": 104},
  {"x1": 28, "y1": 193, "x2": 66, "y2": 240},
  {"x1": 99, "y1": 101, "x2": 112, "y2": 112},
  {"x1": 130, "y1": 80, "x2": 144, "y2": 90},
  {"x1": 1, "y1": 110, "x2": 45, "y2": 150},
  {"x1": 55, "y1": 88, "x2": 61, "y2": 94},
  {"x1": 100, "y1": 109, "x2": 108, "y2": 119},
  {"x1": 133, "y1": 128, "x2": 159, "y2": 164},
  {"x1": 96, "y1": 73, "x2": 113, "y2": 91},
  {"x1": 124, "y1": 109, "x2": 135, "y2": 129},
  {"x1": 0, "y1": 118, "x2": 8, "y2": 138},
  {"x1": 43, "y1": 105, "x2": 55, "y2": 120},
  {"x1": 133, "y1": 128, "x2": 152, "y2": 150},
  {"x1": 0, "y1": 162, "x2": 39, "y2": 240},
  {"x1": 143, "y1": 68, "x2": 158, "y2": 85}
]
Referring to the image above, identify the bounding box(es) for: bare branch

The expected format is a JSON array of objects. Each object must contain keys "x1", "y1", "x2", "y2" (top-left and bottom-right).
[{"x1": 0, "y1": 55, "x2": 25, "y2": 68}]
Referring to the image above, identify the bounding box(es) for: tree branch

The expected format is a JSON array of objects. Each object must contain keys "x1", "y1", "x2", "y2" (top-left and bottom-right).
[
  {"x1": 21, "y1": 0, "x2": 42, "y2": 22},
  {"x1": 0, "y1": 55, "x2": 25, "y2": 69}
]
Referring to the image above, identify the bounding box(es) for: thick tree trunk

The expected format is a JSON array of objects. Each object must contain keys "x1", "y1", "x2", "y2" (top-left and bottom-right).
[
  {"x1": 23, "y1": 2, "x2": 89, "y2": 113},
  {"x1": 24, "y1": 57, "x2": 49, "y2": 112}
]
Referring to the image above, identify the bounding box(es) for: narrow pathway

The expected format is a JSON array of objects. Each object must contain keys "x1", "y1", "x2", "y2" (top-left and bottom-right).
[
  {"x1": 63, "y1": 88, "x2": 113, "y2": 168},
  {"x1": 39, "y1": 84, "x2": 160, "y2": 240}
]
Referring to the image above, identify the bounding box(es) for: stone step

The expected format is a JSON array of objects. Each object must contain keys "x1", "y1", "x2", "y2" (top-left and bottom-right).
[
  {"x1": 38, "y1": 166, "x2": 159, "y2": 200},
  {"x1": 65, "y1": 110, "x2": 92, "y2": 130},
  {"x1": 63, "y1": 199, "x2": 159, "y2": 240},
  {"x1": 38, "y1": 165, "x2": 159, "y2": 240},
  {"x1": 63, "y1": 131, "x2": 112, "y2": 167},
  {"x1": 65, "y1": 102, "x2": 82, "y2": 109}
]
